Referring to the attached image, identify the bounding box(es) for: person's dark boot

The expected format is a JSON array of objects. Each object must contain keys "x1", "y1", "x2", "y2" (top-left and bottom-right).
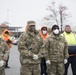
[{"x1": 5, "y1": 65, "x2": 10, "y2": 68}]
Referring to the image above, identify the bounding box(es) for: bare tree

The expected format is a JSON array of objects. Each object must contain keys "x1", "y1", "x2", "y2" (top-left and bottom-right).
[{"x1": 44, "y1": 1, "x2": 70, "y2": 32}]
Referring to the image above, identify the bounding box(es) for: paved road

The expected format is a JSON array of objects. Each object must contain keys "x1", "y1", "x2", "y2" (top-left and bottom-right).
[
  {"x1": 5, "y1": 45, "x2": 72, "y2": 75},
  {"x1": 5, "y1": 45, "x2": 21, "y2": 75}
]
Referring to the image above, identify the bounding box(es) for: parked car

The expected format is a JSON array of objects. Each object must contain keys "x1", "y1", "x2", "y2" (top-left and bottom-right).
[
  {"x1": 12, "y1": 38, "x2": 18, "y2": 45},
  {"x1": 11, "y1": 36, "x2": 16, "y2": 40}
]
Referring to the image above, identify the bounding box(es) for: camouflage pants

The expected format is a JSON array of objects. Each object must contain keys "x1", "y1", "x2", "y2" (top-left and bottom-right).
[
  {"x1": 20, "y1": 64, "x2": 40, "y2": 75},
  {"x1": 0, "y1": 66, "x2": 5, "y2": 75},
  {"x1": 47, "y1": 62, "x2": 64, "y2": 75}
]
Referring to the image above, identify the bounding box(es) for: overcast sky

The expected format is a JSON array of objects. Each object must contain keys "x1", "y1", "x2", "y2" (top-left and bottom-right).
[{"x1": 0, "y1": 0, "x2": 76, "y2": 30}]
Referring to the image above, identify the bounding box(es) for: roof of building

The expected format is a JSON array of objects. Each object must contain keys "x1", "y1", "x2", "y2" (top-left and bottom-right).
[{"x1": 0, "y1": 23, "x2": 9, "y2": 27}]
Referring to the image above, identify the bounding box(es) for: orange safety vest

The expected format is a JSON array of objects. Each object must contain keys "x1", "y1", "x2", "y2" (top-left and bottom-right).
[{"x1": 1, "y1": 29, "x2": 13, "y2": 48}]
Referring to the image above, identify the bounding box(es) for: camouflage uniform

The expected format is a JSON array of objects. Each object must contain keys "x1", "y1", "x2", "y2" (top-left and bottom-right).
[
  {"x1": 18, "y1": 21, "x2": 43, "y2": 75},
  {"x1": 0, "y1": 36, "x2": 9, "y2": 75},
  {"x1": 42, "y1": 33, "x2": 69, "y2": 75}
]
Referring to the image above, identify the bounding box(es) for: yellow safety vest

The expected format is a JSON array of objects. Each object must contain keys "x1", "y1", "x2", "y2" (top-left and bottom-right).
[{"x1": 63, "y1": 32, "x2": 76, "y2": 45}]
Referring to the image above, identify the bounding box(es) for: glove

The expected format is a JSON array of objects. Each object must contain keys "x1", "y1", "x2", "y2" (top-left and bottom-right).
[
  {"x1": 64, "y1": 59, "x2": 68, "y2": 64},
  {"x1": 46, "y1": 60, "x2": 51, "y2": 65},
  {"x1": 0, "y1": 60, "x2": 5, "y2": 67},
  {"x1": 33, "y1": 54, "x2": 38, "y2": 60}
]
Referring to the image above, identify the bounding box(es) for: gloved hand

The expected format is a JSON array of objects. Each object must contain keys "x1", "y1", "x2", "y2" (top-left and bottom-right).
[
  {"x1": 46, "y1": 60, "x2": 51, "y2": 65},
  {"x1": 64, "y1": 59, "x2": 68, "y2": 64},
  {"x1": 33, "y1": 54, "x2": 38, "y2": 60},
  {"x1": 0, "y1": 60, "x2": 5, "y2": 67}
]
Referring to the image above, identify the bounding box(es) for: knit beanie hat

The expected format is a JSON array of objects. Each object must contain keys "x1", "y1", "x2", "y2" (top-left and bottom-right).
[{"x1": 51, "y1": 25, "x2": 59, "y2": 31}]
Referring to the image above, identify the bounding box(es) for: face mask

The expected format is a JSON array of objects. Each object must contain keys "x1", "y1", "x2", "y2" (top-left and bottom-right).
[
  {"x1": 42, "y1": 31, "x2": 47, "y2": 34},
  {"x1": 53, "y1": 29, "x2": 59, "y2": 34}
]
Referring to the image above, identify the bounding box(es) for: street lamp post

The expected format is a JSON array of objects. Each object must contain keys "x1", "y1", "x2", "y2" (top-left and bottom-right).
[{"x1": 7, "y1": 9, "x2": 9, "y2": 23}]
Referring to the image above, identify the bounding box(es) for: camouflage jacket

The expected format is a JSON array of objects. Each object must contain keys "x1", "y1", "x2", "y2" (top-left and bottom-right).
[
  {"x1": 0, "y1": 37, "x2": 9, "y2": 62},
  {"x1": 18, "y1": 31, "x2": 43, "y2": 64},
  {"x1": 42, "y1": 33, "x2": 69, "y2": 62}
]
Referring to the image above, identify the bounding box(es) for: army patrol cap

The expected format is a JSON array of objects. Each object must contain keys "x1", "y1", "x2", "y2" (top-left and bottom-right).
[{"x1": 27, "y1": 21, "x2": 36, "y2": 26}]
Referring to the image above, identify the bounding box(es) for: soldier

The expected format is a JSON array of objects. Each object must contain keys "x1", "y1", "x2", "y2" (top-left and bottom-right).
[
  {"x1": 18, "y1": 21, "x2": 43, "y2": 75},
  {"x1": 0, "y1": 36, "x2": 9, "y2": 75},
  {"x1": 40, "y1": 26, "x2": 49, "y2": 75},
  {"x1": 1, "y1": 29, "x2": 13, "y2": 68},
  {"x1": 42, "y1": 25, "x2": 69, "y2": 75}
]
